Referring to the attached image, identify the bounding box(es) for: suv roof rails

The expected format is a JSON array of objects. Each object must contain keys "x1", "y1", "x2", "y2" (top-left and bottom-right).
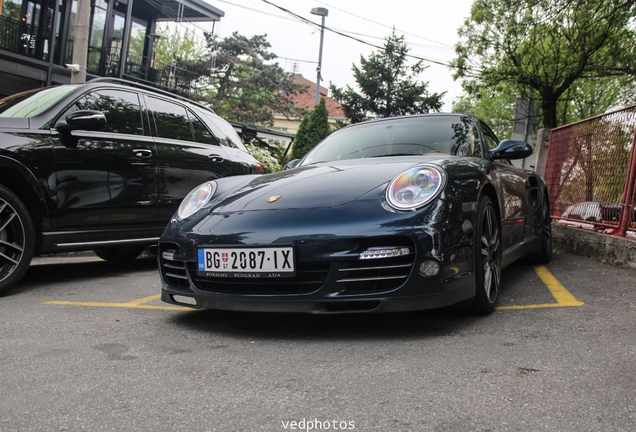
[{"x1": 88, "y1": 77, "x2": 216, "y2": 115}]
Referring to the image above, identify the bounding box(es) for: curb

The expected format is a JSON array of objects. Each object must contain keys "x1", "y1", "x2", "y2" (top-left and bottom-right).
[{"x1": 552, "y1": 224, "x2": 636, "y2": 269}]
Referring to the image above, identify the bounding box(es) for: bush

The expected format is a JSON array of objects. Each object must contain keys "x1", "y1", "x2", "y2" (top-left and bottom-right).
[{"x1": 246, "y1": 142, "x2": 283, "y2": 173}]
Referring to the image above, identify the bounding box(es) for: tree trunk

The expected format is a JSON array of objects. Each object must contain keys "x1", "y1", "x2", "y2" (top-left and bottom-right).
[{"x1": 541, "y1": 93, "x2": 559, "y2": 129}]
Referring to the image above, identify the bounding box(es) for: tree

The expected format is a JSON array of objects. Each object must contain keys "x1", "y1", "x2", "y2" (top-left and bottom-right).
[
  {"x1": 452, "y1": 83, "x2": 516, "y2": 139},
  {"x1": 452, "y1": 74, "x2": 636, "y2": 141},
  {"x1": 453, "y1": 0, "x2": 636, "y2": 129},
  {"x1": 291, "y1": 98, "x2": 332, "y2": 159},
  {"x1": 330, "y1": 30, "x2": 444, "y2": 123},
  {"x1": 152, "y1": 25, "x2": 208, "y2": 67},
  {"x1": 197, "y1": 32, "x2": 307, "y2": 126}
]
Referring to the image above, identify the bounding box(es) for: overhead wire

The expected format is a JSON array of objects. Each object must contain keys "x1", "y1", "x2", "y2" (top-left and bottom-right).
[{"x1": 258, "y1": 0, "x2": 467, "y2": 70}]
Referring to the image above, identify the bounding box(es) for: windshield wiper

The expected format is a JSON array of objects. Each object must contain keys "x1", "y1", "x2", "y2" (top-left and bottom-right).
[{"x1": 371, "y1": 153, "x2": 416, "y2": 158}]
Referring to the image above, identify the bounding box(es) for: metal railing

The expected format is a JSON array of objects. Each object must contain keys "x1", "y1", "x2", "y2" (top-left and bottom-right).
[
  {"x1": 107, "y1": 47, "x2": 200, "y2": 96},
  {"x1": 0, "y1": 15, "x2": 46, "y2": 59},
  {"x1": 544, "y1": 105, "x2": 636, "y2": 238}
]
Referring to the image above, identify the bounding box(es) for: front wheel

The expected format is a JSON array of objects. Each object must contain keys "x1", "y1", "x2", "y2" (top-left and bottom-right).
[
  {"x1": 93, "y1": 245, "x2": 146, "y2": 262},
  {"x1": 0, "y1": 186, "x2": 35, "y2": 294},
  {"x1": 469, "y1": 196, "x2": 502, "y2": 314},
  {"x1": 535, "y1": 195, "x2": 552, "y2": 263}
]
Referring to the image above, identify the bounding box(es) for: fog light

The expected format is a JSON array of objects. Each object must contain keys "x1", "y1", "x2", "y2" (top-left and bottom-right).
[
  {"x1": 420, "y1": 260, "x2": 440, "y2": 277},
  {"x1": 172, "y1": 295, "x2": 197, "y2": 306}
]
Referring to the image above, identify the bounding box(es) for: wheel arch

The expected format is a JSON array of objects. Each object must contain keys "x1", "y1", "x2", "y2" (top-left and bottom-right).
[
  {"x1": 0, "y1": 157, "x2": 49, "y2": 251},
  {"x1": 479, "y1": 182, "x2": 502, "y2": 223}
]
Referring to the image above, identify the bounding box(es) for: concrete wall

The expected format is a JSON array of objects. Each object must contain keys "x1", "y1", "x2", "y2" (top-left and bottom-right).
[{"x1": 553, "y1": 224, "x2": 636, "y2": 269}]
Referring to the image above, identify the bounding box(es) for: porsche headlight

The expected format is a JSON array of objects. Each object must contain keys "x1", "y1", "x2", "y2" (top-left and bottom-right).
[
  {"x1": 177, "y1": 182, "x2": 217, "y2": 220},
  {"x1": 386, "y1": 165, "x2": 446, "y2": 211}
]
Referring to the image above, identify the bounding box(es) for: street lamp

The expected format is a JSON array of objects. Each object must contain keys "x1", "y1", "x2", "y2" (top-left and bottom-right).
[{"x1": 310, "y1": 7, "x2": 328, "y2": 106}]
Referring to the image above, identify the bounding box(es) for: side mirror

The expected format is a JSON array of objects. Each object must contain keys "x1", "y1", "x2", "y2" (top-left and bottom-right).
[
  {"x1": 57, "y1": 110, "x2": 107, "y2": 131},
  {"x1": 283, "y1": 159, "x2": 301, "y2": 170},
  {"x1": 490, "y1": 139, "x2": 533, "y2": 160}
]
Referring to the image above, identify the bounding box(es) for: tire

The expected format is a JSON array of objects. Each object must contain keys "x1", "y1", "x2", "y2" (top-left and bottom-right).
[
  {"x1": 0, "y1": 185, "x2": 35, "y2": 295},
  {"x1": 534, "y1": 195, "x2": 552, "y2": 263},
  {"x1": 469, "y1": 196, "x2": 502, "y2": 314},
  {"x1": 93, "y1": 245, "x2": 145, "y2": 262}
]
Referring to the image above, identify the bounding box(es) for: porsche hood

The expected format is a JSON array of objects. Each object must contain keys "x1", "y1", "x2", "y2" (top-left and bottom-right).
[{"x1": 211, "y1": 159, "x2": 445, "y2": 213}]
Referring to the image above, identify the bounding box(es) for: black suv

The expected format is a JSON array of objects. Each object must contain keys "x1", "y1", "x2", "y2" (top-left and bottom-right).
[{"x1": 0, "y1": 78, "x2": 261, "y2": 293}]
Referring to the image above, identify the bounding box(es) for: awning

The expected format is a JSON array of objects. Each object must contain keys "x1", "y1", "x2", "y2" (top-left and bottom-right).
[{"x1": 148, "y1": 0, "x2": 225, "y2": 22}]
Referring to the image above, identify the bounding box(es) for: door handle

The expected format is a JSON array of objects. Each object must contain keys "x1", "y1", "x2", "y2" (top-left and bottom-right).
[
  {"x1": 133, "y1": 148, "x2": 153, "y2": 158},
  {"x1": 208, "y1": 154, "x2": 225, "y2": 163}
]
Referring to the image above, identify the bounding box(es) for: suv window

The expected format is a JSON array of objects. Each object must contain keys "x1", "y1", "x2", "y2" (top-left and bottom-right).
[
  {"x1": 188, "y1": 109, "x2": 219, "y2": 146},
  {"x1": 205, "y1": 114, "x2": 249, "y2": 152},
  {"x1": 67, "y1": 89, "x2": 143, "y2": 135},
  {"x1": 146, "y1": 96, "x2": 193, "y2": 141}
]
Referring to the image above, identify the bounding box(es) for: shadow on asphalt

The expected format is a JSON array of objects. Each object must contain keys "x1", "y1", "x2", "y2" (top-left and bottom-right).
[
  {"x1": 166, "y1": 305, "x2": 485, "y2": 342},
  {"x1": 15, "y1": 255, "x2": 158, "y2": 291}
]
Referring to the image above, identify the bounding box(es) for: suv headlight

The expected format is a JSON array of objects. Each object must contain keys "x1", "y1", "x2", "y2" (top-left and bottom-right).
[
  {"x1": 177, "y1": 181, "x2": 217, "y2": 220},
  {"x1": 386, "y1": 165, "x2": 446, "y2": 211}
]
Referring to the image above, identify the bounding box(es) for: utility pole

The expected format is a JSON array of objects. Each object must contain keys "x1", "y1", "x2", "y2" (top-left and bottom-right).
[
  {"x1": 70, "y1": 0, "x2": 90, "y2": 83},
  {"x1": 310, "y1": 7, "x2": 328, "y2": 106}
]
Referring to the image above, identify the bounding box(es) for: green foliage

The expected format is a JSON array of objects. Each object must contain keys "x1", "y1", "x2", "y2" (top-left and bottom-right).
[
  {"x1": 127, "y1": 27, "x2": 307, "y2": 127},
  {"x1": 198, "y1": 32, "x2": 308, "y2": 126},
  {"x1": 330, "y1": 29, "x2": 444, "y2": 123},
  {"x1": 291, "y1": 98, "x2": 332, "y2": 159},
  {"x1": 153, "y1": 25, "x2": 208, "y2": 66},
  {"x1": 452, "y1": 83, "x2": 516, "y2": 139},
  {"x1": 2, "y1": 0, "x2": 21, "y2": 20},
  {"x1": 245, "y1": 142, "x2": 283, "y2": 173},
  {"x1": 453, "y1": 0, "x2": 636, "y2": 128}
]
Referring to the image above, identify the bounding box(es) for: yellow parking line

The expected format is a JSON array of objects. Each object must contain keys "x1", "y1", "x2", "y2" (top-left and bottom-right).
[
  {"x1": 497, "y1": 265, "x2": 584, "y2": 310},
  {"x1": 43, "y1": 294, "x2": 189, "y2": 311},
  {"x1": 44, "y1": 265, "x2": 582, "y2": 312}
]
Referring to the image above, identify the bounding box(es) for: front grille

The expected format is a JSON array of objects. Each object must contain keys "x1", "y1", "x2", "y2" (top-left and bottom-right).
[
  {"x1": 336, "y1": 254, "x2": 414, "y2": 294},
  {"x1": 188, "y1": 261, "x2": 330, "y2": 295},
  {"x1": 161, "y1": 238, "x2": 416, "y2": 297}
]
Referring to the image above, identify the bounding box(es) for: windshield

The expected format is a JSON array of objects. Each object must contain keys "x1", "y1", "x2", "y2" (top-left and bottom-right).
[
  {"x1": 0, "y1": 86, "x2": 78, "y2": 118},
  {"x1": 300, "y1": 115, "x2": 478, "y2": 165}
]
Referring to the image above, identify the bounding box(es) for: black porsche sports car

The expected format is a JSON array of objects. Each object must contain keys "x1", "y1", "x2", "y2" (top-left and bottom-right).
[{"x1": 158, "y1": 113, "x2": 552, "y2": 314}]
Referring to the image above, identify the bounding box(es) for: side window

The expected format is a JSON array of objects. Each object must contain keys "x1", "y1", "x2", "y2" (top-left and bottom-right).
[
  {"x1": 481, "y1": 124, "x2": 499, "y2": 151},
  {"x1": 70, "y1": 89, "x2": 143, "y2": 135},
  {"x1": 450, "y1": 119, "x2": 479, "y2": 157},
  {"x1": 146, "y1": 96, "x2": 193, "y2": 141},
  {"x1": 188, "y1": 110, "x2": 220, "y2": 146},
  {"x1": 208, "y1": 116, "x2": 250, "y2": 152}
]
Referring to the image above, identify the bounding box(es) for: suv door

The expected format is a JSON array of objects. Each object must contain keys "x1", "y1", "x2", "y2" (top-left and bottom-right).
[
  {"x1": 143, "y1": 95, "x2": 234, "y2": 222},
  {"x1": 52, "y1": 88, "x2": 159, "y2": 230}
]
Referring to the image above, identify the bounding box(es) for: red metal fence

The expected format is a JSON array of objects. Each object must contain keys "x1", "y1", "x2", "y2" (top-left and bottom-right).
[{"x1": 544, "y1": 105, "x2": 636, "y2": 238}]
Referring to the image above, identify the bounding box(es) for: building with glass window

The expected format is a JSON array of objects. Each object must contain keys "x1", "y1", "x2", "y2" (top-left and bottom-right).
[{"x1": 0, "y1": 0, "x2": 223, "y2": 97}]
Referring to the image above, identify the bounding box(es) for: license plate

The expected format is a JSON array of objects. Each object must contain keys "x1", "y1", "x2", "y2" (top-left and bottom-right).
[{"x1": 197, "y1": 246, "x2": 295, "y2": 278}]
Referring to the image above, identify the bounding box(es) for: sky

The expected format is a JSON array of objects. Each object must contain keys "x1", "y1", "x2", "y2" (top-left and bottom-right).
[{"x1": 197, "y1": 0, "x2": 475, "y2": 110}]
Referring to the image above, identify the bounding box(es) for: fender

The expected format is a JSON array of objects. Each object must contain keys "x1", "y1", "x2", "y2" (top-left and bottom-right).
[{"x1": 0, "y1": 154, "x2": 50, "y2": 224}]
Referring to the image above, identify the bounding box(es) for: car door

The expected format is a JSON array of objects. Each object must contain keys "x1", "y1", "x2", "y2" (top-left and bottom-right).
[
  {"x1": 479, "y1": 122, "x2": 530, "y2": 250},
  {"x1": 143, "y1": 95, "x2": 233, "y2": 223},
  {"x1": 52, "y1": 88, "x2": 159, "y2": 230}
]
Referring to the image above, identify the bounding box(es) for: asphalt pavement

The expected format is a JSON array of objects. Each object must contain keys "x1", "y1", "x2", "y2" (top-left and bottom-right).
[{"x1": 1, "y1": 251, "x2": 635, "y2": 431}]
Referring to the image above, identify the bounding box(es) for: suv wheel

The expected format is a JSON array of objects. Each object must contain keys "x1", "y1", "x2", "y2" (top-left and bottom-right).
[
  {"x1": 93, "y1": 246, "x2": 146, "y2": 262},
  {"x1": 0, "y1": 186, "x2": 35, "y2": 294}
]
